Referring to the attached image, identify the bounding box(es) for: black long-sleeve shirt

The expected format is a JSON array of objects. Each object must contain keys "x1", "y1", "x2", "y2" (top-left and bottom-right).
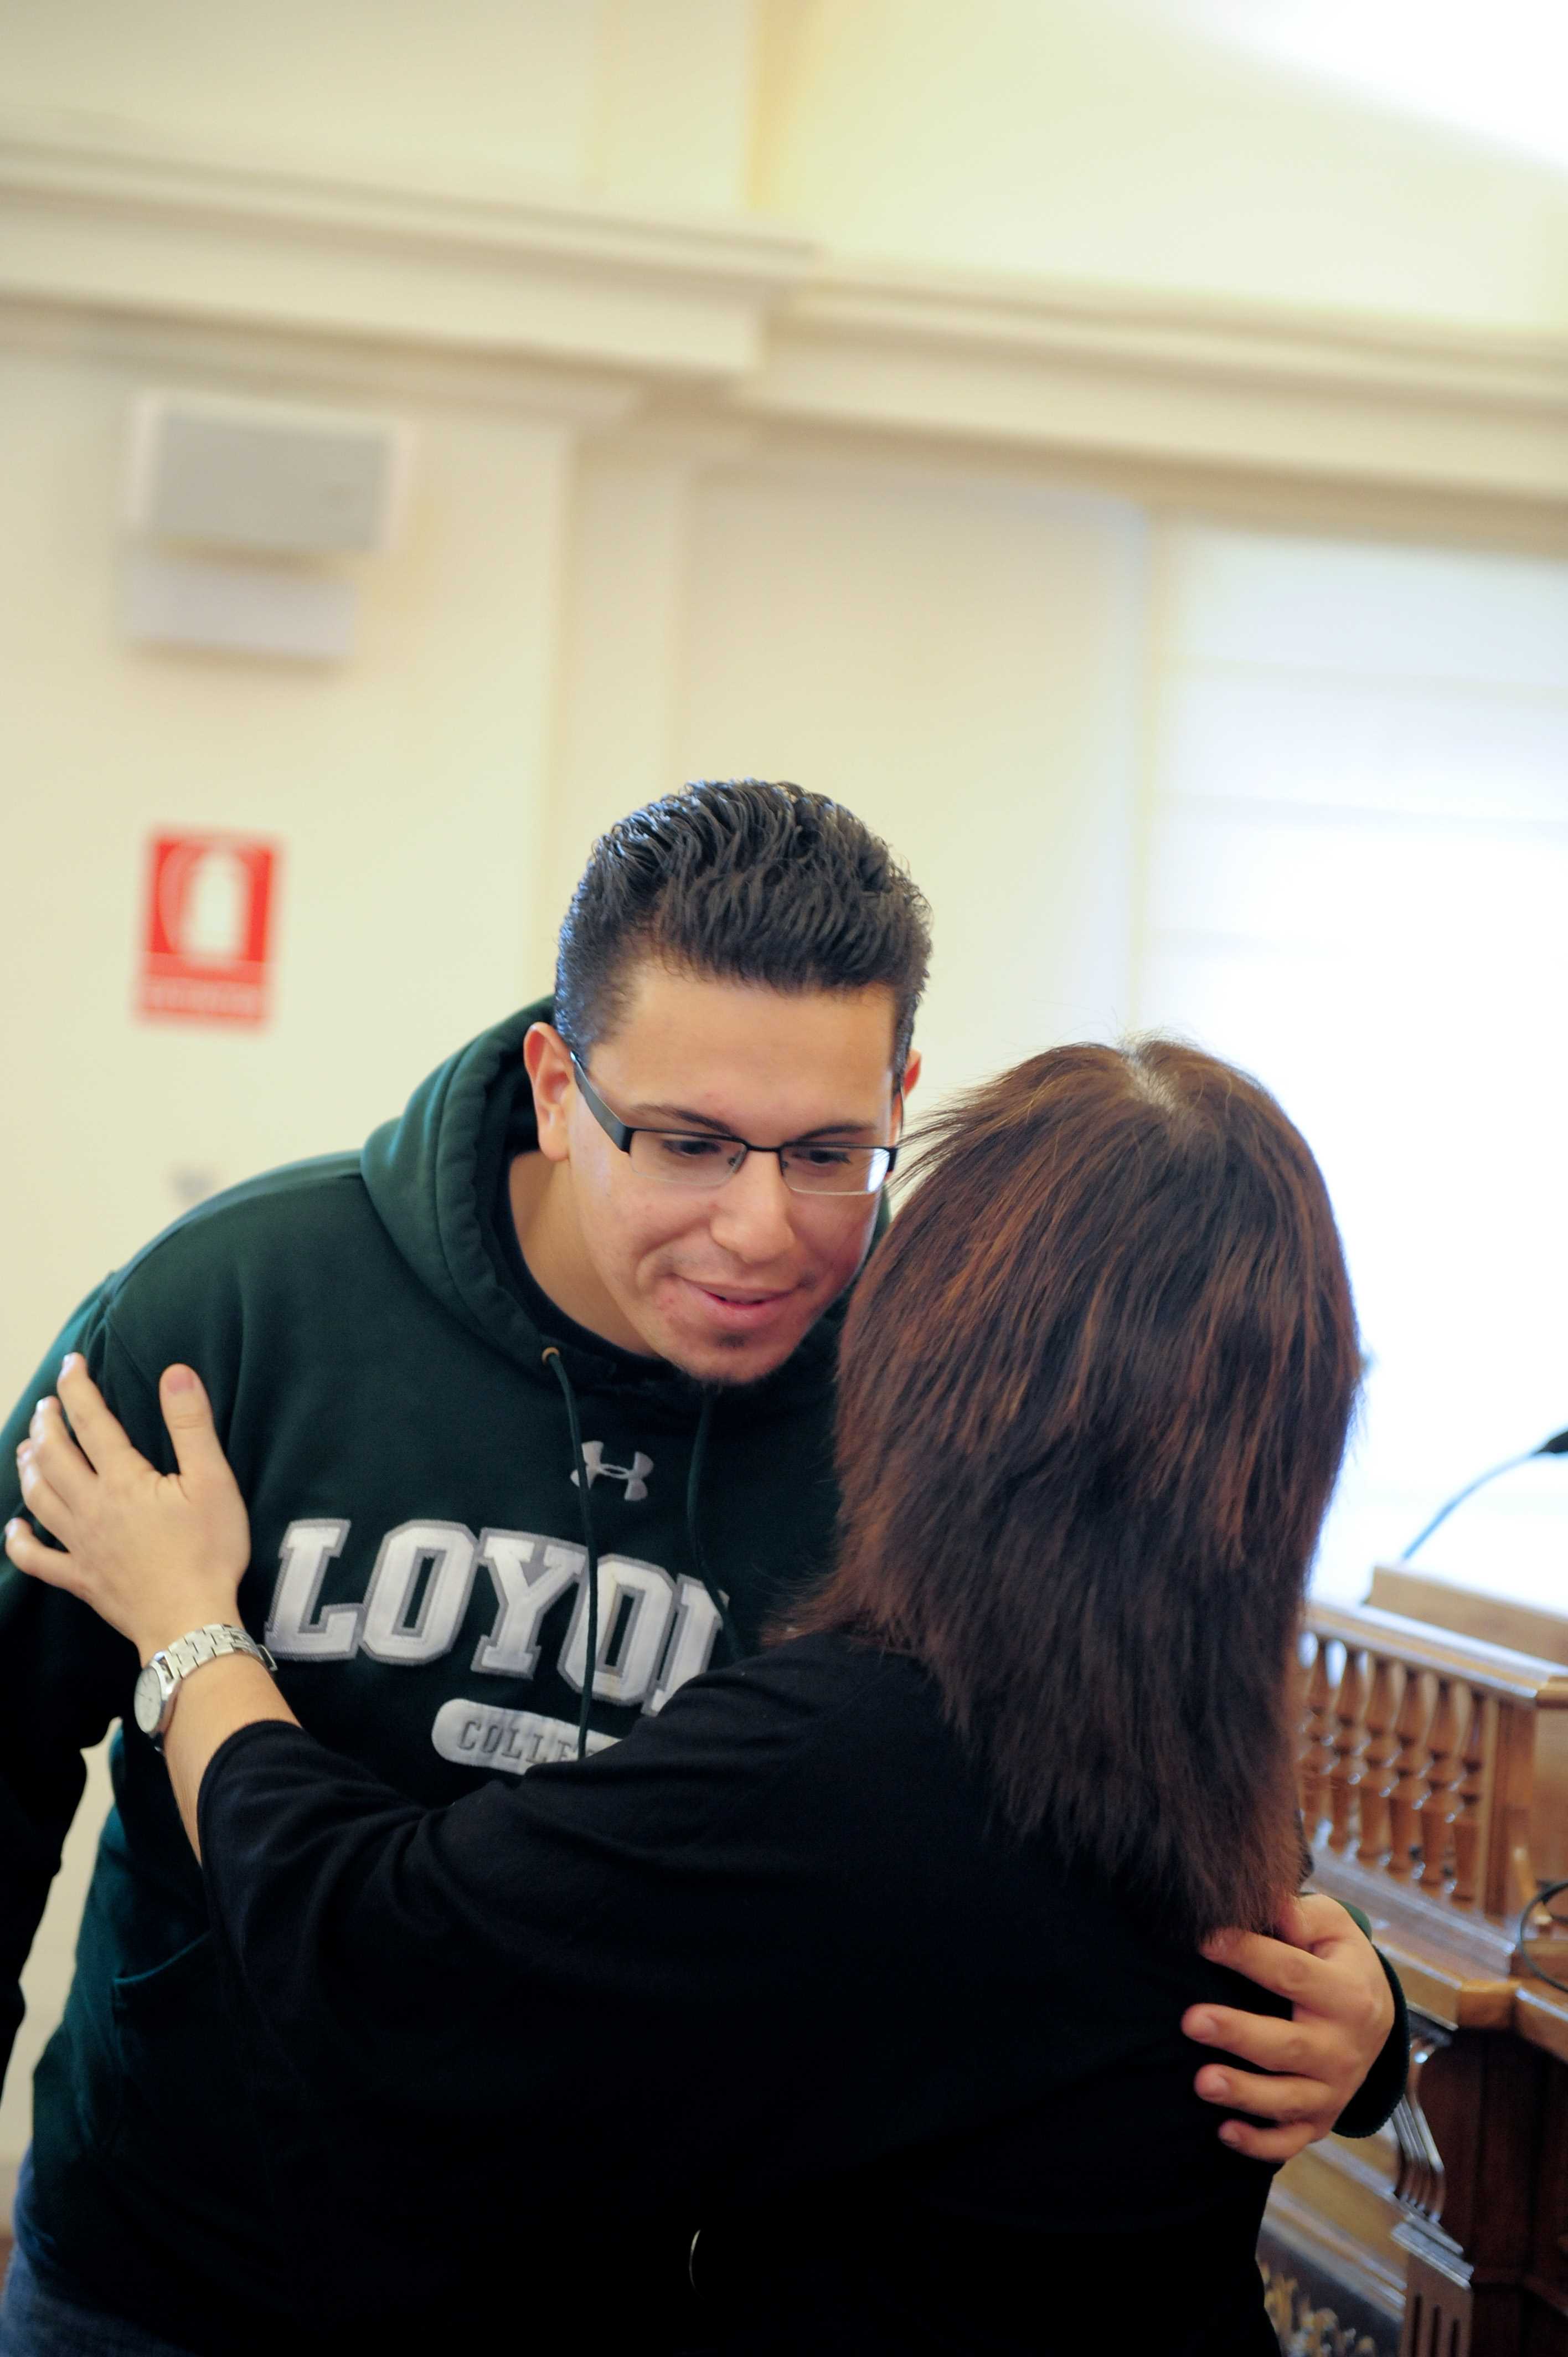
[{"x1": 193, "y1": 1632, "x2": 1323, "y2": 2353}]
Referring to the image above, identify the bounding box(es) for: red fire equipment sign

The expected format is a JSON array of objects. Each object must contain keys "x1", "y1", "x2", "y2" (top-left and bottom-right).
[{"x1": 138, "y1": 833, "x2": 280, "y2": 1026}]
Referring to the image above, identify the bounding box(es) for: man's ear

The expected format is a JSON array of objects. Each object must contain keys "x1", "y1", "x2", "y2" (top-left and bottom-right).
[
  {"x1": 524, "y1": 1023, "x2": 575, "y2": 1165},
  {"x1": 896, "y1": 1048, "x2": 922, "y2": 1125}
]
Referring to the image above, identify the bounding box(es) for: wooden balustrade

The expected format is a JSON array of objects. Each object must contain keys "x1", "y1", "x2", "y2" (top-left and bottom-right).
[
  {"x1": 1266, "y1": 1591, "x2": 1568, "y2": 2357},
  {"x1": 1299, "y1": 1600, "x2": 1568, "y2": 1931}
]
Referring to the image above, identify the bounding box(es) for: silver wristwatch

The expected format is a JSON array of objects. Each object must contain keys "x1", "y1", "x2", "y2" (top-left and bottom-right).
[{"x1": 133, "y1": 1623, "x2": 277, "y2": 1748}]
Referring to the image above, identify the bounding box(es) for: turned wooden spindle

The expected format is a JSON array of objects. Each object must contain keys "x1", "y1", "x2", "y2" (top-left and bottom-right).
[
  {"x1": 1449, "y1": 1685, "x2": 1488, "y2": 1905},
  {"x1": 1326, "y1": 1645, "x2": 1367, "y2": 1852},
  {"x1": 1386, "y1": 1665, "x2": 1436, "y2": 1879},
  {"x1": 1354, "y1": 1653, "x2": 1400, "y2": 1864},
  {"x1": 1297, "y1": 1633, "x2": 1337, "y2": 1839},
  {"x1": 1415, "y1": 1675, "x2": 1462, "y2": 1885},
  {"x1": 1488, "y1": 1699, "x2": 1542, "y2": 1917}
]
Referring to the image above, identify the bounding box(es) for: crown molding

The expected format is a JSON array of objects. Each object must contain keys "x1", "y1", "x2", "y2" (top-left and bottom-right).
[
  {"x1": 740, "y1": 260, "x2": 1568, "y2": 507},
  {"x1": 788, "y1": 262, "x2": 1568, "y2": 414},
  {"x1": 0, "y1": 295, "x2": 647, "y2": 430},
  {"x1": 0, "y1": 115, "x2": 816, "y2": 383},
  {"x1": 648, "y1": 403, "x2": 1568, "y2": 559},
  {"x1": 3, "y1": 115, "x2": 1564, "y2": 513}
]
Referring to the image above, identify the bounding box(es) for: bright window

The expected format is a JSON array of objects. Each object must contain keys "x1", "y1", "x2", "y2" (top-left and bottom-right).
[{"x1": 1136, "y1": 523, "x2": 1568, "y2": 1609}]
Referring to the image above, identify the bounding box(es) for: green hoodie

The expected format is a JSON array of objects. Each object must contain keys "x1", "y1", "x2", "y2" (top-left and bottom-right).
[{"x1": 0, "y1": 1001, "x2": 852, "y2": 2351}]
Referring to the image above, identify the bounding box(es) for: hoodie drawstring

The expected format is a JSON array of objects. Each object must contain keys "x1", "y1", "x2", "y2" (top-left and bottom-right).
[
  {"x1": 684, "y1": 1388, "x2": 742, "y2": 1666},
  {"x1": 542, "y1": 1347, "x2": 600, "y2": 1763},
  {"x1": 545, "y1": 1350, "x2": 741, "y2": 1764}
]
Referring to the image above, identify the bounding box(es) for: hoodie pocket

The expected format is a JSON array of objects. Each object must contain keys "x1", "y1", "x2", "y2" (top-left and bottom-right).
[{"x1": 107, "y1": 1933, "x2": 273, "y2": 2224}]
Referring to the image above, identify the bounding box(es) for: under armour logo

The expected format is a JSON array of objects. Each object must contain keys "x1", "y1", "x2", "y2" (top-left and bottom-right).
[{"x1": 571, "y1": 1442, "x2": 654, "y2": 1502}]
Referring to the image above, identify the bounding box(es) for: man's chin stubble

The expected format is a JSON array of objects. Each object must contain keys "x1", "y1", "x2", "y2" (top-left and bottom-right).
[{"x1": 666, "y1": 1332, "x2": 785, "y2": 1389}]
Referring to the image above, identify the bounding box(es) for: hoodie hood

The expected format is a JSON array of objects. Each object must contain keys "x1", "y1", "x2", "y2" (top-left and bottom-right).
[{"x1": 359, "y1": 998, "x2": 878, "y2": 1420}]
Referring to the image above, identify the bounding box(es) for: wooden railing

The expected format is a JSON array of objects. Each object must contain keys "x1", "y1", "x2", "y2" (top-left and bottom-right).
[
  {"x1": 1266, "y1": 1597, "x2": 1568, "y2": 2357},
  {"x1": 1299, "y1": 1599, "x2": 1568, "y2": 1930}
]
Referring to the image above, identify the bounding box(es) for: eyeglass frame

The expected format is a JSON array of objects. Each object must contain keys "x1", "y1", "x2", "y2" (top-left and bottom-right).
[{"x1": 568, "y1": 1051, "x2": 901, "y2": 1197}]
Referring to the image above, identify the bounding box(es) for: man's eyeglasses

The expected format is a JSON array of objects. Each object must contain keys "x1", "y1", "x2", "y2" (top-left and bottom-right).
[{"x1": 569, "y1": 1054, "x2": 898, "y2": 1197}]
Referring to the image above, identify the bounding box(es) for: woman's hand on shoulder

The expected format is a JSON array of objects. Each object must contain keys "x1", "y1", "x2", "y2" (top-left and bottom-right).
[{"x1": 7, "y1": 1356, "x2": 251, "y2": 1659}]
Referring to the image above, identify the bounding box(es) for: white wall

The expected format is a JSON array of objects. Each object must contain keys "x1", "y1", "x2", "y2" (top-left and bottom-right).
[
  {"x1": 3, "y1": 0, "x2": 760, "y2": 210},
  {"x1": 755, "y1": 0, "x2": 1568, "y2": 334},
  {"x1": 674, "y1": 465, "x2": 1144, "y2": 1093},
  {"x1": 0, "y1": 337, "x2": 575, "y2": 1398}
]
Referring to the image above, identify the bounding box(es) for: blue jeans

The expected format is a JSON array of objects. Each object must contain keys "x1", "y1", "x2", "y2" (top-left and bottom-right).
[{"x1": 1, "y1": 2156, "x2": 196, "y2": 2357}]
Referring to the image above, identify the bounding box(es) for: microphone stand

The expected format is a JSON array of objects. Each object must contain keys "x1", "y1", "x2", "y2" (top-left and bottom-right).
[{"x1": 1401, "y1": 1429, "x2": 1568, "y2": 1562}]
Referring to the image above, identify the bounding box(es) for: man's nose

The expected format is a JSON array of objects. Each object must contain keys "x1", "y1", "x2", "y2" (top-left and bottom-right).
[{"x1": 706, "y1": 1151, "x2": 798, "y2": 1262}]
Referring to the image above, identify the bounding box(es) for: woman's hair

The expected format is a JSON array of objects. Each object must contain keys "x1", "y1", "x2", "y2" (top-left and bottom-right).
[{"x1": 795, "y1": 1038, "x2": 1360, "y2": 1943}]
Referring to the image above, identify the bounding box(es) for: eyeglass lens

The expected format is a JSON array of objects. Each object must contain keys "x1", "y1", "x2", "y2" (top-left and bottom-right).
[{"x1": 625, "y1": 1131, "x2": 888, "y2": 1196}]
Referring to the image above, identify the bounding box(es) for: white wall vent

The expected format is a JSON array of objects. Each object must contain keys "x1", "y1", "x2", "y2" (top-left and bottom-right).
[{"x1": 125, "y1": 390, "x2": 413, "y2": 557}]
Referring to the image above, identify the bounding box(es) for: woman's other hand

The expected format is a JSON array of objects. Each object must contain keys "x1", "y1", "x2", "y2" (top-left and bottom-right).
[
  {"x1": 1184, "y1": 1894, "x2": 1398, "y2": 2159},
  {"x1": 6, "y1": 1356, "x2": 250, "y2": 1659}
]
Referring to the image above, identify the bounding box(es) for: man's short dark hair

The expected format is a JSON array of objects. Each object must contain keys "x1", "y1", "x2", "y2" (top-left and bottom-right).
[{"x1": 554, "y1": 781, "x2": 931, "y2": 1074}]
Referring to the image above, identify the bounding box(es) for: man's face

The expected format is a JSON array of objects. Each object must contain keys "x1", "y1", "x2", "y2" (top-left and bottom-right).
[{"x1": 527, "y1": 963, "x2": 917, "y2": 1385}]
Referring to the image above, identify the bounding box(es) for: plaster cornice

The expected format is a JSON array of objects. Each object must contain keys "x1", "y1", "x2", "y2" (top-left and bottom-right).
[
  {"x1": 0, "y1": 116, "x2": 816, "y2": 382},
  {"x1": 742, "y1": 260, "x2": 1568, "y2": 503},
  {"x1": 2, "y1": 115, "x2": 1564, "y2": 511}
]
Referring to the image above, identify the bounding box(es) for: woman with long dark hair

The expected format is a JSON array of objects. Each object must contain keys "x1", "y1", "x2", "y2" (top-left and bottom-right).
[{"x1": 9, "y1": 1040, "x2": 1379, "y2": 2354}]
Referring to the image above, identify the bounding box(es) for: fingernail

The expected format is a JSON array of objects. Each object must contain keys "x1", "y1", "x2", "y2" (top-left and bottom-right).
[
  {"x1": 59, "y1": 1355, "x2": 78, "y2": 1377},
  {"x1": 1203, "y1": 2071, "x2": 1230, "y2": 2099},
  {"x1": 164, "y1": 1366, "x2": 197, "y2": 1392},
  {"x1": 1219, "y1": 2124, "x2": 1242, "y2": 2148},
  {"x1": 1188, "y1": 2012, "x2": 1218, "y2": 2041}
]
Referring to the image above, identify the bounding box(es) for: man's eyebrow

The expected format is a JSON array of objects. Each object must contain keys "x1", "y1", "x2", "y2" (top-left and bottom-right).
[{"x1": 627, "y1": 1102, "x2": 880, "y2": 1140}]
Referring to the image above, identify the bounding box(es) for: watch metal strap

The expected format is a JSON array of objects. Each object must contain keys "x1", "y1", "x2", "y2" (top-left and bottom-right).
[{"x1": 160, "y1": 1622, "x2": 276, "y2": 1684}]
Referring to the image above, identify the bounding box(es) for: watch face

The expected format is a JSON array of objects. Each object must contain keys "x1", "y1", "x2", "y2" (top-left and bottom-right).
[{"x1": 133, "y1": 1661, "x2": 167, "y2": 1738}]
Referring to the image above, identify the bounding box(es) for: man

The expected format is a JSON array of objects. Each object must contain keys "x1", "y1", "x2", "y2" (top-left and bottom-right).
[{"x1": 0, "y1": 782, "x2": 1399, "y2": 2355}]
